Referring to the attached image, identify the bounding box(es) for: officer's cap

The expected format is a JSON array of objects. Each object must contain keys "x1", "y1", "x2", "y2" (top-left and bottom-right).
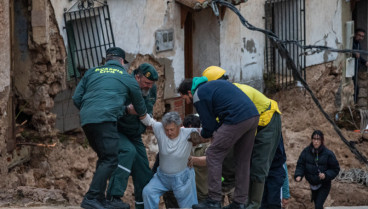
[
  {"x1": 134, "y1": 63, "x2": 158, "y2": 81},
  {"x1": 106, "y1": 47, "x2": 129, "y2": 64}
]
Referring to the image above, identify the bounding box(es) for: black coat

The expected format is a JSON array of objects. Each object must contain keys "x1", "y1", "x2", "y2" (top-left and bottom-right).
[{"x1": 294, "y1": 144, "x2": 340, "y2": 186}]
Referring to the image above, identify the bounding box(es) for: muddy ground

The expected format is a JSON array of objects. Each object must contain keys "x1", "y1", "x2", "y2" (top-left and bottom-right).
[{"x1": 1, "y1": 63, "x2": 368, "y2": 209}]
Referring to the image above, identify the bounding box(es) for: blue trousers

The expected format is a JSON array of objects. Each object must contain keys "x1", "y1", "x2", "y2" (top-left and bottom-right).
[{"x1": 143, "y1": 167, "x2": 198, "y2": 209}]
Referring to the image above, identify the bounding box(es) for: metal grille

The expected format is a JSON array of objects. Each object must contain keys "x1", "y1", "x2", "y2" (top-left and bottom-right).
[
  {"x1": 264, "y1": 0, "x2": 306, "y2": 90},
  {"x1": 64, "y1": 4, "x2": 115, "y2": 80}
]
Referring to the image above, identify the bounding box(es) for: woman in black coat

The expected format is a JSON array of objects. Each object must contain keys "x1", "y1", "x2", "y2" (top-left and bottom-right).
[{"x1": 294, "y1": 130, "x2": 340, "y2": 209}]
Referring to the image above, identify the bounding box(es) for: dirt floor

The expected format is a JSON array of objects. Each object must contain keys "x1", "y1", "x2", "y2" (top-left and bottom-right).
[{"x1": 1, "y1": 63, "x2": 368, "y2": 209}]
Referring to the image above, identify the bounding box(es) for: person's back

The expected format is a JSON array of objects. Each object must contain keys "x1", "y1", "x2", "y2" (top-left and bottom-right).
[
  {"x1": 73, "y1": 60, "x2": 146, "y2": 126},
  {"x1": 193, "y1": 79, "x2": 258, "y2": 138},
  {"x1": 73, "y1": 47, "x2": 148, "y2": 209}
]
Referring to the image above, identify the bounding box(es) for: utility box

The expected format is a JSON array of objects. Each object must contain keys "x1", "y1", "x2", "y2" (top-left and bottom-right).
[
  {"x1": 346, "y1": 57, "x2": 355, "y2": 78},
  {"x1": 155, "y1": 29, "x2": 174, "y2": 52}
]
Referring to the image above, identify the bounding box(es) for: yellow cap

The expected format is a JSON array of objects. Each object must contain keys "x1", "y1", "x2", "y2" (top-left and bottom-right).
[{"x1": 202, "y1": 66, "x2": 226, "y2": 81}]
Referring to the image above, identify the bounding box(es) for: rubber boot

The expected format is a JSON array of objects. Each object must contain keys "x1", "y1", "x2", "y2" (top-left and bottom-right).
[{"x1": 246, "y1": 182, "x2": 265, "y2": 209}]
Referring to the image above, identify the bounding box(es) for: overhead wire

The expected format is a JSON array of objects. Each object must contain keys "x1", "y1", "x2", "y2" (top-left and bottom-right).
[{"x1": 211, "y1": 0, "x2": 368, "y2": 165}]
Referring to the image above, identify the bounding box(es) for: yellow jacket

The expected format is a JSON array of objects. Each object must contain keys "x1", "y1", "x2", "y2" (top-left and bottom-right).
[{"x1": 233, "y1": 83, "x2": 281, "y2": 126}]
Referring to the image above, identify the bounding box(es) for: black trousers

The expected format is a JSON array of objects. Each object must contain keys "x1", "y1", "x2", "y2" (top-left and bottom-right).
[
  {"x1": 83, "y1": 122, "x2": 119, "y2": 200},
  {"x1": 311, "y1": 183, "x2": 331, "y2": 209}
]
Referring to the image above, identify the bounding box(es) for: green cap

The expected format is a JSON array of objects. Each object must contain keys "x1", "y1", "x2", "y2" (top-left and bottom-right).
[
  {"x1": 106, "y1": 47, "x2": 129, "y2": 64},
  {"x1": 134, "y1": 63, "x2": 158, "y2": 81}
]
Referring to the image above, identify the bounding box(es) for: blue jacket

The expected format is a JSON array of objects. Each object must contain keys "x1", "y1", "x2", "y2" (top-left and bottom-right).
[{"x1": 192, "y1": 77, "x2": 259, "y2": 138}]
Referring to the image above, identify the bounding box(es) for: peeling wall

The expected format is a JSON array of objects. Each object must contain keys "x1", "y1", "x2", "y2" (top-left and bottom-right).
[
  {"x1": 305, "y1": 0, "x2": 344, "y2": 66},
  {"x1": 220, "y1": 1, "x2": 265, "y2": 90},
  {"x1": 51, "y1": 0, "x2": 265, "y2": 100},
  {"x1": 108, "y1": 0, "x2": 185, "y2": 99}
]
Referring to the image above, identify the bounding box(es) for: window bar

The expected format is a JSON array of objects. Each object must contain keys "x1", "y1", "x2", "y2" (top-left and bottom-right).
[
  {"x1": 74, "y1": 11, "x2": 89, "y2": 70},
  {"x1": 105, "y1": 5, "x2": 116, "y2": 47},
  {"x1": 92, "y1": 7, "x2": 104, "y2": 63},
  {"x1": 296, "y1": 0, "x2": 299, "y2": 77},
  {"x1": 96, "y1": 6, "x2": 108, "y2": 53},
  {"x1": 87, "y1": 8, "x2": 100, "y2": 66},
  {"x1": 303, "y1": 0, "x2": 306, "y2": 81},
  {"x1": 102, "y1": 6, "x2": 113, "y2": 48},
  {"x1": 82, "y1": 9, "x2": 95, "y2": 69},
  {"x1": 64, "y1": 12, "x2": 78, "y2": 82},
  {"x1": 70, "y1": 12, "x2": 83, "y2": 75}
]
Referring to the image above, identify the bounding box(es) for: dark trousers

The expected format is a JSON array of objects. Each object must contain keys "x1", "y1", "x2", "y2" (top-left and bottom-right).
[
  {"x1": 107, "y1": 132, "x2": 153, "y2": 209},
  {"x1": 259, "y1": 166, "x2": 285, "y2": 209},
  {"x1": 207, "y1": 116, "x2": 259, "y2": 203},
  {"x1": 83, "y1": 122, "x2": 119, "y2": 200},
  {"x1": 312, "y1": 184, "x2": 331, "y2": 209}
]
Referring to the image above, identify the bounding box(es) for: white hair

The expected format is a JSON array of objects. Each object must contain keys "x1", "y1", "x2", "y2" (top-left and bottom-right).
[{"x1": 162, "y1": 112, "x2": 182, "y2": 127}]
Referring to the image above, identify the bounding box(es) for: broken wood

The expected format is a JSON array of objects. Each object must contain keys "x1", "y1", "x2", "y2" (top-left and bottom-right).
[{"x1": 17, "y1": 142, "x2": 57, "y2": 148}]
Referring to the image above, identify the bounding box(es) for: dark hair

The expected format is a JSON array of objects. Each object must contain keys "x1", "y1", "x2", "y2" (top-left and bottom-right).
[
  {"x1": 183, "y1": 114, "x2": 201, "y2": 128},
  {"x1": 177, "y1": 78, "x2": 193, "y2": 95},
  {"x1": 218, "y1": 74, "x2": 229, "y2": 80},
  {"x1": 355, "y1": 28, "x2": 366, "y2": 34},
  {"x1": 105, "y1": 55, "x2": 124, "y2": 63},
  {"x1": 311, "y1": 130, "x2": 324, "y2": 143},
  {"x1": 133, "y1": 69, "x2": 144, "y2": 77}
]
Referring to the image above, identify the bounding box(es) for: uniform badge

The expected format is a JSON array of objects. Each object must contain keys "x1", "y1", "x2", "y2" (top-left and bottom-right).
[{"x1": 145, "y1": 72, "x2": 151, "y2": 78}]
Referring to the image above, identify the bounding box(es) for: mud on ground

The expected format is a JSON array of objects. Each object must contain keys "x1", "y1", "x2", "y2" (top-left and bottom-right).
[{"x1": 1, "y1": 63, "x2": 368, "y2": 209}]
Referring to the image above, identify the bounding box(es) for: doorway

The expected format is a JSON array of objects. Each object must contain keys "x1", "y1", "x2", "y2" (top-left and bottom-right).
[{"x1": 184, "y1": 7, "x2": 220, "y2": 115}]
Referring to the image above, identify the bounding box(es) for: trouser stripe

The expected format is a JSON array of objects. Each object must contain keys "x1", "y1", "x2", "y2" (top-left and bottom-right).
[{"x1": 118, "y1": 164, "x2": 131, "y2": 173}]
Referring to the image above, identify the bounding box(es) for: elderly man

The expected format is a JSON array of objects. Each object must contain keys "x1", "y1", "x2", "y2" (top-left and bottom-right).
[
  {"x1": 73, "y1": 47, "x2": 148, "y2": 209},
  {"x1": 106, "y1": 63, "x2": 158, "y2": 209},
  {"x1": 141, "y1": 112, "x2": 199, "y2": 209},
  {"x1": 178, "y1": 77, "x2": 259, "y2": 209}
]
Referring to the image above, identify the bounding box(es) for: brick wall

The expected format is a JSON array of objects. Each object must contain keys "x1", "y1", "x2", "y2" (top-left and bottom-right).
[{"x1": 165, "y1": 97, "x2": 185, "y2": 120}]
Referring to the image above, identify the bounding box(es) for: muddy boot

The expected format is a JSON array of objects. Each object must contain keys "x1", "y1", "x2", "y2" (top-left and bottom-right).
[
  {"x1": 193, "y1": 197, "x2": 221, "y2": 209},
  {"x1": 81, "y1": 197, "x2": 106, "y2": 209},
  {"x1": 246, "y1": 182, "x2": 265, "y2": 209},
  {"x1": 105, "y1": 197, "x2": 130, "y2": 209},
  {"x1": 223, "y1": 201, "x2": 246, "y2": 209}
]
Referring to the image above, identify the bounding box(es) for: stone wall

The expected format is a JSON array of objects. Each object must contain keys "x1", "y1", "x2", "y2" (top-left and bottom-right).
[
  {"x1": 13, "y1": 0, "x2": 66, "y2": 138},
  {"x1": 357, "y1": 71, "x2": 368, "y2": 109}
]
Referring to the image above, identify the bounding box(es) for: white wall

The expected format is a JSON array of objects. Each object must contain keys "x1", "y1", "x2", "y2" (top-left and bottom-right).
[
  {"x1": 220, "y1": 1, "x2": 265, "y2": 90},
  {"x1": 50, "y1": 0, "x2": 266, "y2": 94},
  {"x1": 51, "y1": 0, "x2": 185, "y2": 99},
  {"x1": 305, "y1": 0, "x2": 343, "y2": 67}
]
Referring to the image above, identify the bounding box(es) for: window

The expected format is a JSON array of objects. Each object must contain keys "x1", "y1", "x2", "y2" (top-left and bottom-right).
[
  {"x1": 64, "y1": 3, "x2": 115, "y2": 81},
  {"x1": 264, "y1": 0, "x2": 306, "y2": 90}
]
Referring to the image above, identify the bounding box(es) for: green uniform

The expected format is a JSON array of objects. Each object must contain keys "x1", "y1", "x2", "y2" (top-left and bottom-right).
[
  {"x1": 73, "y1": 60, "x2": 147, "y2": 203},
  {"x1": 73, "y1": 60, "x2": 147, "y2": 125},
  {"x1": 107, "y1": 85, "x2": 157, "y2": 209},
  {"x1": 232, "y1": 84, "x2": 282, "y2": 209}
]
